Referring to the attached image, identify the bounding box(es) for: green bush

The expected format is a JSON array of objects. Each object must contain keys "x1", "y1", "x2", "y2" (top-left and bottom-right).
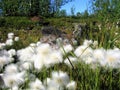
[
  {"x1": 0, "y1": 17, "x2": 36, "y2": 30},
  {"x1": 0, "y1": 17, "x2": 6, "y2": 27}
]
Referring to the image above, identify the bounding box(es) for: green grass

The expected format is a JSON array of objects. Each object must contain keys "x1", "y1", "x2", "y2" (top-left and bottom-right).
[{"x1": 0, "y1": 17, "x2": 120, "y2": 90}]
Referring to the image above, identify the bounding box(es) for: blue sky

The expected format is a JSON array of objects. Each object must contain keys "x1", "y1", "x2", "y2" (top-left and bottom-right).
[{"x1": 60, "y1": 0, "x2": 89, "y2": 15}]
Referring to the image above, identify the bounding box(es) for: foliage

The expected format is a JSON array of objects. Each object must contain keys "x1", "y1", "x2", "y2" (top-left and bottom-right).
[
  {"x1": 0, "y1": 17, "x2": 35, "y2": 29},
  {"x1": 71, "y1": 6, "x2": 75, "y2": 17},
  {"x1": 0, "y1": 29, "x2": 120, "y2": 89},
  {"x1": 0, "y1": 0, "x2": 74, "y2": 17},
  {"x1": 91, "y1": 0, "x2": 120, "y2": 21}
]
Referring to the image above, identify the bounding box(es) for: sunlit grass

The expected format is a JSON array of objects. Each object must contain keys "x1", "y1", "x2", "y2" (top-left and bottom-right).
[{"x1": 0, "y1": 17, "x2": 120, "y2": 90}]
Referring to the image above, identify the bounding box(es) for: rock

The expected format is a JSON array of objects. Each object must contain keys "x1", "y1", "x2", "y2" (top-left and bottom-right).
[
  {"x1": 72, "y1": 23, "x2": 82, "y2": 40},
  {"x1": 40, "y1": 34, "x2": 57, "y2": 43},
  {"x1": 72, "y1": 23, "x2": 90, "y2": 40},
  {"x1": 41, "y1": 26, "x2": 62, "y2": 36}
]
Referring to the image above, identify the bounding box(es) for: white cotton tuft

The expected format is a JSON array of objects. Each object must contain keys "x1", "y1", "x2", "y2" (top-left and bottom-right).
[
  {"x1": 8, "y1": 33, "x2": 14, "y2": 39},
  {"x1": 5, "y1": 39, "x2": 14, "y2": 46},
  {"x1": 14, "y1": 37, "x2": 19, "y2": 41}
]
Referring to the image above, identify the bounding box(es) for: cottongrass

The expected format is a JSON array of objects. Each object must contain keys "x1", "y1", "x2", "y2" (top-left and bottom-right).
[
  {"x1": 14, "y1": 37, "x2": 19, "y2": 42},
  {"x1": 66, "y1": 80, "x2": 77, "y2": 90},
  {"x1": 0, "y1": 43, "x2": 6, "y2": 49},
  {"x1": 0, "y1": 50, "x2": 13, "y2": 69},
  {"x1": 60, "y1": 44, "x2": 73, "y2": 55},
  {"x1": 5, "y1": 39, "x2": 14, "y2": 46},
  {"x1": 44, "y1": 70, "x2": 76, "y2": 90},
  {"x1": 7, "y1": 33, "x2": 14, "y2": 39},
  {"x1": 29, "y1": 78, "x2": 45, "y2": 90},
  {"x1": 1, "y1": 32, "x2": 120, "y2": 89},
  {"x1": 8, "y1": 49, "x2": 16, "y2": 57},
  {"x1": 4, "y1": 64, "x2": 18, "y2": 74},
  {"x1": 3, "y1": 71, "x2": 25, "y2": 88}
]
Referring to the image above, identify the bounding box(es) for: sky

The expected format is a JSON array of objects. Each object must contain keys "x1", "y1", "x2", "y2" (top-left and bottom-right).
[{"x1": 60, "y1": 0, "x2": 90, "y2": 15}]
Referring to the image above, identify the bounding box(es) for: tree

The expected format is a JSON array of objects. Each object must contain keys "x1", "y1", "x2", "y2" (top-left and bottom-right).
[
  {"x1": 39, "y1": 0, "x2": 51, "y2": 17},
  {"x1": 83, "y1": 10, "x2": 89, "y2": 18},
  {"x1": 91, "y1": 0, "x2": 120, "y2": 21},
  {"x1": 50, "y1": 0, "x2": 74, "y2": 16},
  {"x1": 59, "y1": 9, "x2": 67, "y2": 17},
  {"x1": 0, "y1": 0, "x2": 74, "y2": 17},
  {"x1": 76, "y1": 12, "x2": 81, "y2": 17},
  {"x1": 0, "y1": 0, "x2": 19, "y2": 16},
  {"x1": 71, "y1": 6, "x2": 75, "y2": 16},
  {"x1": 18, "y1": 0, "x2": 31, "y2": 16}
]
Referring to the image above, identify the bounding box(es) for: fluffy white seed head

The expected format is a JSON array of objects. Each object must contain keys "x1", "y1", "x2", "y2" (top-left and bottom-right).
[
  {"x1": 83, "y1": 39, "x2": 93, "y2": 46},
  {"x1": 8, "y1": 33, "x2": 14, "y2": 39},
  {"x1": 64, "y1": 56, "x2": 77, "y2": 68},
  {"x1": 3, "y1": 72, "x2": 25, "y2": 88},
  {"x1": 36, "y1": 43, "x2": 52, "y2": 56},
  {"x1": 17, "y1": 46, "x2": 35, "y2": 62},
  {"x1": 60, "y1": 44, "x2": 73, "y2": 55},
  {"x1": 105, "y1": 50, "x2": 120, "y2": 68},
  {"x1": 74, "y1": 45, "x2": 93, "y2": 58},
  {"x1": 51, "y1": 71, "x2": 69, "y2": 86},
  {"x1": 14, "y1": 37, "x2": 19, "y2": 41},
  {"x1": 34, "y1": 55, "x2": 44, "y2": 71},
  {"x1": 4, "y1": 64, "x2": 18, "y2": 74},
  {"x1": 19, "y1": 62, "x2": 33, "y2": 71},
  {"x1": 5, "y1": 39, "x2": 14, "y2": 46},
  {"x1": 66, "y1": 81, "x2": 77, "y2": 90},
  {"x1": 29, "y1": 78, "x2": 45, "y2": 90},
  {"x1": 8, "y1": 49, "x2": 16, "y2": 57},
  {"x1": 0, "y1": 43, "x2": 6, "y2": 49},
  {"x1": 44, "y1": 50, "x2": 63, "y2": 68}
]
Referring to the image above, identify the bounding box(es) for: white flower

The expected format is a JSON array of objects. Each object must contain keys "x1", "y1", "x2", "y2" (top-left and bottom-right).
[
  {"x1": 11, "y1": 85, "x2": 19, "y2": 90},
  {"x1": 84, "y1": 56, "x2": 95, "y2": 64},
  {"x1": 45, "y1": 79, "x2": 62, "y2": 90},
  {"x1": 3, "y1": 72, "x2": 25, "y2": 88},
  {"x1": 8, "y1": 49, "x2": 16, "y2": 57},
  {"x1": 60, "y1": 44, "x2": 73, "y2": 54},
  {"x1": 36, "y1": 43, "x2": 52, "y2": 56},
  {"x1": 51, "y1": 71, "x2": 69, "y2": 86},
  {"x1": 0, "y1": 56, "x2": 12, "y2": 68},
  {"x1": 64, "y1": 56, "x2": 77, "y2": 68},
  {"x1": 0, "y1": 43, "x2": 6, "y2": 49},
  {"x1": 19, "y1": 62, "x2": 33, "y2": 71},
  {"x1": 0, "y1": 50, "x2": 13, "y2": 68},
  {"x1": 4, "y1": 64, "x2": 18, "y2": 74},
  {"x1": 8, "y1": 33, "x2": 14, "y2": 39},
  {"x1": 74, "y1": 45, "x2": 87, "y2": 57},
  {"x1": 93, "y1": 41, "x2": 98, "y2": 48},
  {"x1": 30, "y1": 43, "x2": 36, "y2": 47},
  {"x1": 34, "y1": 54, "x2": 44, "y2": 71},
  {"x1": 17, "y1": 46, "x2": 35, "y2": 62},
  {"x1": 105, "y1": 49, "x2": 120, "y2": 68},
  {"x1": 14, "y1": 37, "x2": 19, "y2": 41},
  {"x1": 29, "y1": 78, "x2": 45, "y2": 90},
  {"x1": 36, "y1": 41, "x2": 41, "y2": 46},
  {"x1": 44, "y1": 50, "x2": 63, "y2": 68},
  {"x1": 93, "y1": 48, "x2": 106, "y2": 66},
  {"x1": 66, "y1": 81, "x2": 77, "y2": 90},
  {"x1": 74, "y1": 45, "x2": 93, "y2": 58},
  {"x1": 0, "y1": 57, "x2": 8, "y2": 68},
  {"x1": 83, "y1": 39, "x2": 93, "y2": 46},
  {"x1": 6, "y1": 39, "x2": 14, "y2": 46}
]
